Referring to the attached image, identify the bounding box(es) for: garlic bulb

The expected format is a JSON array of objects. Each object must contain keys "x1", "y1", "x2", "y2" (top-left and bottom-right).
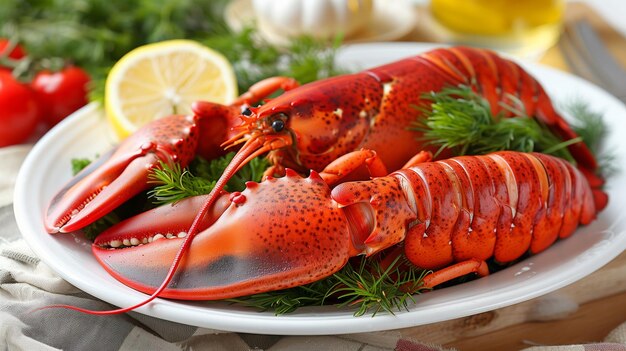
[{"x1": 252, "y1": 0, "x2": 374, "y2": 40}]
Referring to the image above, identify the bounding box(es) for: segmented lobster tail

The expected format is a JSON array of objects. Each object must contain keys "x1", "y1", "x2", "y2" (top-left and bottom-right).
[
  {"x1": 397, "y1": 151, "x2": 598, "y2": 270},
  {"x1": 419, "y1": 47, "x2": 599, "y2": 174}
]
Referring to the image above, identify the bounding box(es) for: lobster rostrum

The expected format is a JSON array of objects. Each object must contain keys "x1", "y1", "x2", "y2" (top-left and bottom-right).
[
  {"x1": 42, "y1": 46, "x2": 606, "y2": 309},
  {"x1": 91, "y1": 151, "x2": 602, "y2": 299}
]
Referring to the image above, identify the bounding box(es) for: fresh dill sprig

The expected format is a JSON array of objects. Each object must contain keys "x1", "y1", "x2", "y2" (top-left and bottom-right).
[
  {"x1": 147, "y1": 153, "x2": 270, "y2": 205},
  {"x1": 563, "y1": 100, "x2": 616, "y2": 177},
  {"x1": 413, "y1": 86, "x2": 579, "y2": 163},
  {"x1": 147, "y1": 162, "x2": 216, "y2": 205},
  {"x1": 71, "y1": 158, "x2": 92, "y2": 175},
  {"x1": 333, "y1": 255, "x2": 429, "y2": 317},
  {"x1": 227, "y1": 254, "x2": 428, "y2": 317},
  {"x1": 226, "y1": 279, "x2": 336, "y2": 315},
  {"x1": 565, "y1": 100, "x2": 606, "y2": 154}
]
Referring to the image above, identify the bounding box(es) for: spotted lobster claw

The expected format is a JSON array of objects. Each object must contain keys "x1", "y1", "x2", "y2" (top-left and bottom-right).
[
  {"x1": 45, "y1": 115, "x2": 201, "y2": 233},
  {"x1": 91, "y1": 170, "x2": 358, "y2": 299},
  {"x1": 90, "y1": 167, "x2": 418, "y2": 300}
]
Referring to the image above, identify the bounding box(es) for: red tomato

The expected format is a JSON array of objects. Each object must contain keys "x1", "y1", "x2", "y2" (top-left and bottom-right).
[
  {"x1": 0, "y1": 39, "x2": 26, "y2": 74},
  {"x1": 32, "y1": 66, "x2": 90, "y2": 126},
  {"x1": 0, "y1": 39, "x2": 26, "y2": 60},
  {"x1": 0, "y1": 71, "x2": 40, "y2": 147}
]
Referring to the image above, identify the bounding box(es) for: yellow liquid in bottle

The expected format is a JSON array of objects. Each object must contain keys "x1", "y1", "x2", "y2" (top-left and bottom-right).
[{"x1": 431, "y1": 0, "x2": 564, "y2": 58}]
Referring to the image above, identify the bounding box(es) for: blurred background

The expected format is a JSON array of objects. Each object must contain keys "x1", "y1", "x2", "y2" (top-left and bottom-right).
[
  {"x1": 0, "y1": 0, "x2": 626, "y2": 147},
  {"x1": 1, "y1": 1, "x2": 626, "y2": 350},
  {"x1": 1, "y1": 0, "x2": 625, "y2": 148}
]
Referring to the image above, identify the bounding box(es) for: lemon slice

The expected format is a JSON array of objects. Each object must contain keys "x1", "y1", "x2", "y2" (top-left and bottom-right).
[{"x1": 105, "y1": 40, "x2": 238, "y2": 139}]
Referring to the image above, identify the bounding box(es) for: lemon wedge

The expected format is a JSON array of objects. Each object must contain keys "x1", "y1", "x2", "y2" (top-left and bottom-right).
[{"x1": 105, "y1": 40, "x2": 238, "y2": 139}]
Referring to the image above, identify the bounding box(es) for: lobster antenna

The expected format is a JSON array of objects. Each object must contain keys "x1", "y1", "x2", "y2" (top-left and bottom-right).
[{"x1": 36, "y1": 138, "x2": 267, "y2": 315}]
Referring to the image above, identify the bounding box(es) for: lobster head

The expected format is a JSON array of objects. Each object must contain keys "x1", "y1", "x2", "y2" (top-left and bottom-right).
[{"x1": 227, "y1": 73, "x2": 385, "y2": 173}]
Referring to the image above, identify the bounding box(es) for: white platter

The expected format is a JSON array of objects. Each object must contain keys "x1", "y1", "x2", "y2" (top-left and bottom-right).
[{"x1": 14, "y1": 43, "x2": 626, "y2": 335}]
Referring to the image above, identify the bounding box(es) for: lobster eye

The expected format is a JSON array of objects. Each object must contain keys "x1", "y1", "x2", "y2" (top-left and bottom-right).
[
  {"x1": 271, "y1": 119, "x2": 285, "y2": 132},
  {"x1": 242, "y1": 107, "x2": 252, "y2": 116}
]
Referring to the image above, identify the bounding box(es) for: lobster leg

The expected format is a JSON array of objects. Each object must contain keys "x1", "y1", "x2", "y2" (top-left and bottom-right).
[
  {"x1": 422, "y1": 259, "x2": 489, "y2": 288},
  {"x1": 317, "y1": 149, "x2": 389, "y2": 185},
  {"x1": 232, "y1": 76, "x2": 299, "y2": 105},
  {"x1": 401, "y1": 151, "x2": 433, "y2": 168},
  {"x1": 263, "y1": 149, "x2": 390, "y2": 183}
]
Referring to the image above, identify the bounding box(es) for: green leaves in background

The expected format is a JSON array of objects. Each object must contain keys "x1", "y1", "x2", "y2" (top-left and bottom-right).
[
  {"x1": 0, "y1": 0, "x2": 229, "y2": 72},
  {"x1": 0, "y1": 0, "x2": 344, "y2": 101}
]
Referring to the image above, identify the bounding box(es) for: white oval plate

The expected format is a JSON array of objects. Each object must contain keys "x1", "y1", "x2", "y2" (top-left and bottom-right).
[{"x1": 14, "y1": 43, "x2": 626, "y2": 335}]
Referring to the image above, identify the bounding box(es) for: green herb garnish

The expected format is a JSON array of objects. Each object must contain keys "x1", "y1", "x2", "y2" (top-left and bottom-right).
[
  {"x1": 414, "y1": 86, "x2": 580, "y2": 163},
  {"x1": 0, "y1": 1, "x2": 344, "y2": 101},
  {"x1": 82, "y1": 212, "x2": 121, "y2": 241},
  {"x1": 227, "y1": 254, "x2": 428, "y2": 316},
  {"x1": 332, "y1": 254, "x2": 429, "y2": 317},
  {"x1": 147, "y1": 162, "x2": 216, "y2": 205},
  {"x1": 563, "y1": 100, "x2": 615, "y2": 177},
  {"x1": 147, "y1": 153, "x2": 270, "y2": 205},
  {"x1": 71, "y1": 157, "x2": 92, "y2": 175},
  {"x1": 566, "y1": 100, "x2": 606, "y2": 154}
]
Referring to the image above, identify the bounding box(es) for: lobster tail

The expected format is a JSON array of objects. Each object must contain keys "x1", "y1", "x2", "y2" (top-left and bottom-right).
[{"x1": 397, "y1": 152, "x2": 600, "y2": 270}]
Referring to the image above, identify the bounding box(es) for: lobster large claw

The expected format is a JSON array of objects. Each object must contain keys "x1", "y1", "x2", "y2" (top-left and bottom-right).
[
  {"x1": 91, "y1": 170, "x2": 356, "y2": 300},
  {"x1": 44, "y1": 100, "x2": 247, "y2": 234},
  {"x1": 45, "y1": 115, "x2": 200, "y2": 233}
]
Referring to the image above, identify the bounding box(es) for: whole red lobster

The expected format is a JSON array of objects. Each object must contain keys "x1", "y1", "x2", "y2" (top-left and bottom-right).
[
  {"x1": 43, "y1": 46, "x2": 606, "y2": 313},
  {"x1": 90, "y1": 150, "x2": 601, "y2": 299}
]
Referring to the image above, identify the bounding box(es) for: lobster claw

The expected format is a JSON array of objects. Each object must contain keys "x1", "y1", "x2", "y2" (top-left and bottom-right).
[
  {"x1": 45, "y1": 115, "x2": 199, "y2": 233},
  {"x1": 92, "y1": 170, "x2": 355, "y2": 300}
]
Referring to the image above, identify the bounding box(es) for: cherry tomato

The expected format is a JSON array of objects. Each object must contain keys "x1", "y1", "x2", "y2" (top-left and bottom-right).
[
  {"x1": 0, "y1": 71, "x2": 40, "y2": 147},
  {"x1": 0, "y1": 39, "x2": 26, "y2": 74},
  {"x1": 0, "y1": 38, "x2": 26, "y2": 60},
  {"x1": 31, "y1": 66, "x2": 90, "y2": 126}
]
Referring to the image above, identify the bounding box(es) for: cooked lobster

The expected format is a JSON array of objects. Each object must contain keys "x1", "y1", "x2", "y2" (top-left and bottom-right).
[
  {"x1": 42, "y1": 46, "x2": 606, "y2": 313},
  {"x1": 91, "y1": 151, "x2": 601, "y2": 300}
]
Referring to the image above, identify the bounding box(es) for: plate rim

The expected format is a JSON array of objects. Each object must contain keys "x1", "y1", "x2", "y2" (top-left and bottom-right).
[{"x1": 13, "y1": 42, "x2": 626, "y2": 335}]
